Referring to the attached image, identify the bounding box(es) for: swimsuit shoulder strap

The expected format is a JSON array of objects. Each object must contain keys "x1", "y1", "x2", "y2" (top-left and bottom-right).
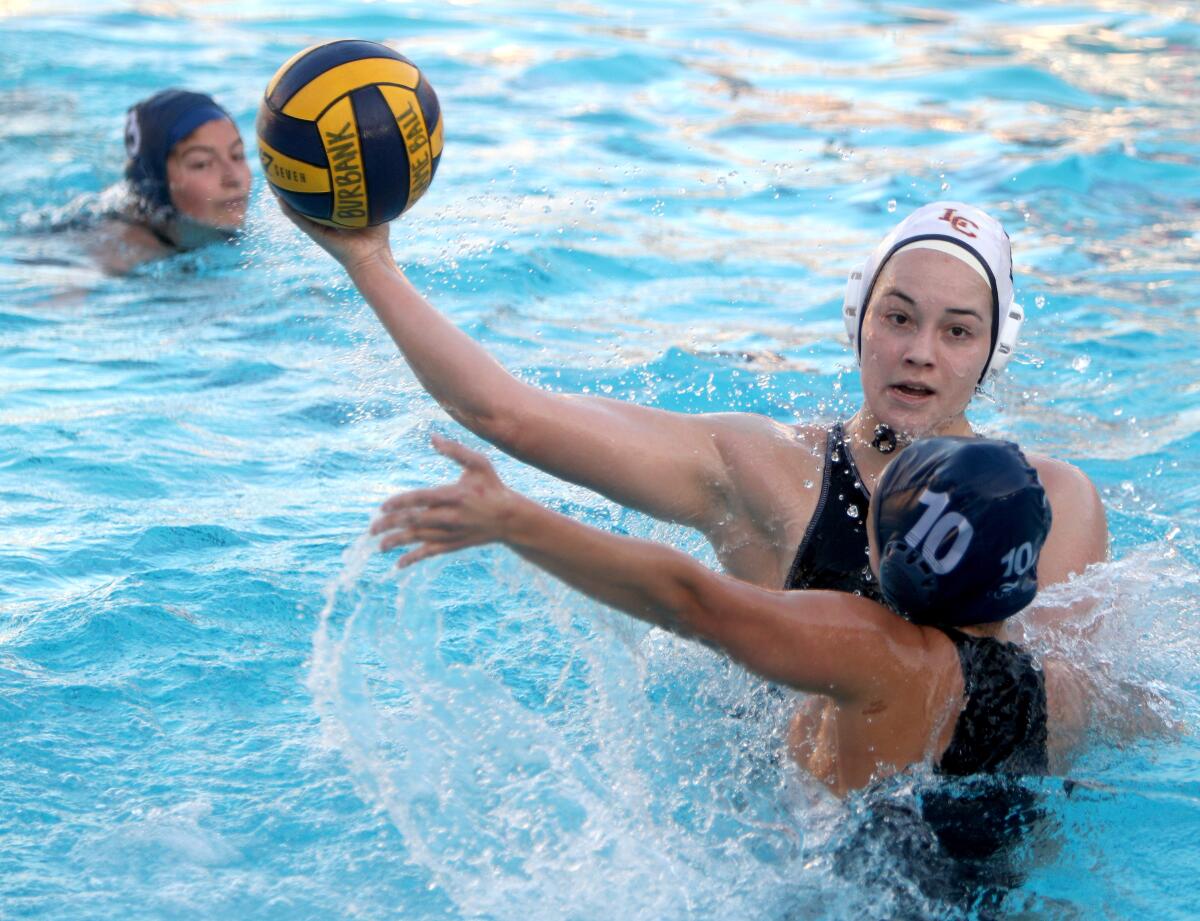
[{"x1": 782, "y1": 422, "x2": 841, "y2": 589}]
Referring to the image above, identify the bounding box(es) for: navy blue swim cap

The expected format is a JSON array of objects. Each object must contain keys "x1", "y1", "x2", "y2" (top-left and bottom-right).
[
  {"x1": 873, "y1": 437, "x2": 1051, "y2": 627},
  {"x1": 124, "y1": 89, "x2": 232, "y2": 211}
]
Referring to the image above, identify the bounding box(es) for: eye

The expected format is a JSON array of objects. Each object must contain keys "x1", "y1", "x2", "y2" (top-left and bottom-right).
[
  {"x1": 885, "y1": 310, "x2": 911, "y2": 327},
  {"x1": 185, "y1": 158, "x2": 214, "y2": 171},
  {"x1": 948, "y1": 325, "x2": 973, "y2": 338}
]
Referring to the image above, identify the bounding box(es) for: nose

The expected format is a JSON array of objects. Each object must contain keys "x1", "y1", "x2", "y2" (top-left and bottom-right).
[
  {"x1": 220, "y1": 157, "x2": 247, "y2": 189},
  {"x1": 902, "y1": 326, "x2": 937, "y2": 367}
]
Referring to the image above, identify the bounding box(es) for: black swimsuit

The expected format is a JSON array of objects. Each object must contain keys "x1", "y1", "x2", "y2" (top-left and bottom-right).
[
  {"x1": 788, "y1": 423, "x2": 1050, "y2": 772},
  {"x1": 836, "y1": 632, "x2": 1049, "y2": 915},
  {"x1": 797, "y1": 424, "x2": 1052, "y2": 911},
  {"x1": 783, "y1": 421, "x2": 883, "y2": 602},
  {"x1": 935, "y1": 627, "x2": 1049, "y2": 776}
]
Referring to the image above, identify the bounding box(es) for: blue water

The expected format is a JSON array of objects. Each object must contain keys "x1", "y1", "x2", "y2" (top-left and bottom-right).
[{"x1": 3, "y1": 1, "x2": 1199, "y2": 918}]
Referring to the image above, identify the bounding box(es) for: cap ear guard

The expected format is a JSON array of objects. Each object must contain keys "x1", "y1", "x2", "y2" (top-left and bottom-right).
[
  {"x1": 981, "y1": 299, "x2": 1024, "y2": 381},
  {"x1": 878, "y1": 539, "x2": 939, "y2": 620},
  {"x1": 843, "y1": 262, "x2": 867, "y2": 360}
]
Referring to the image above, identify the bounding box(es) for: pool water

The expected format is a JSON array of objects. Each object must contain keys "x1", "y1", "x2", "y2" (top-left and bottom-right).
[{"x1": 2, "y1": 1, "x2": 1199, "y2": 918}]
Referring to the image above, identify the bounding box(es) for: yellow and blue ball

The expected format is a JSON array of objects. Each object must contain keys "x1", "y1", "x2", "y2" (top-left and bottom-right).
[{"x1": 257, "y1": 39, "x2": 443, "y2": 228}]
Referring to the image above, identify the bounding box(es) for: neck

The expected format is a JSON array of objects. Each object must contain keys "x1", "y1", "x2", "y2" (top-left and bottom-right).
[
  {"x1": 954, "y1": 621, "x2": 1009, "y2": 640},
  {"x1": 843, "y1": 408, "x2": 974, "y2": 483},
  {"x1": 165, "y1": 215, "x2": 236, "y2": 251},
  {"x1": 845, "y1": 409, "x2": 974, "y2": 452}
]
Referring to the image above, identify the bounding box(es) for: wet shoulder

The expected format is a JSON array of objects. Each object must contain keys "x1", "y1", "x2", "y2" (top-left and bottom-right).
[
  {"x1": 1026, "y1": 452, "x2": 1100, "y2": 506},
  {"x1": 1040, "y1": 657, "x2": 1091, "y2": 771},
  {"x1": 1026, "y1": 451, "x2": 1109, "y2": 581},
  {"x1": 703, "y1": 414, "x2": 825, "y2": 473},
  {"x1": 88, "y1": 217, "x2": 172, "y2": 275}
]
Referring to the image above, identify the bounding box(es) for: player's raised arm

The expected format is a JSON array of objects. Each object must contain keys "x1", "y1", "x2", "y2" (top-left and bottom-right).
[
  {"x1": 258, "y1": 39, "x2": 748, "y2": 535},
  {"x1": 280, "y1": 206, "x2": 780, "y2": 533}
]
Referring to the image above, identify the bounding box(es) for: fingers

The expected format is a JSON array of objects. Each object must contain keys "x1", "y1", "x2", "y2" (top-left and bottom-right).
[
  {"x1": 378, "y1": 528, "x2": 417, "y2": 552},
  {"x1": 379, "y1": 485, "x2": 460, "y2": 515},
  {"x1": 431, "y1": 434, "x2": 493, "y2": 474},
  {"x1": 271, "y1": 192, "x2": 342, "y2": 238},
  {"x1": 372, "y1": 437, "x2": 500, "y2": 565},
  {"x1": 395, "y1": 539, "x2": 473, "y2": 569},
  {"x1": 375, "y1": 505, "x2": 470, "y2": 548}
]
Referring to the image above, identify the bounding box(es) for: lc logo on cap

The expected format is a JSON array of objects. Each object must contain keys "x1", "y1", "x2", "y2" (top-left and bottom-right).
[{"x1": 938, "y1": 207, "x2": 979, "y2": 238}]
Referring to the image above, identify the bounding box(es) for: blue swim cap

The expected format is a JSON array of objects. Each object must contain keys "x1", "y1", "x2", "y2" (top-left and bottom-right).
[
  {"x1": 124, "y1": 89, "x2": 232, "y2": 211},
  {"x1": 873, "y1": 437, "x2": 1051, "y2": 627}
]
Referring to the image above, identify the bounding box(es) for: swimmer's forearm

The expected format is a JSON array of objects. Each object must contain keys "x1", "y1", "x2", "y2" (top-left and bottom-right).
[
  {"x1": 498, "y1": 496, "x2": 717, "y2": 638},
  {"x1": 494, "y1": 493, "x2": 881, "y2": 696},
  {"x1": 347, "y1": 253, "x2": 528, "y2": 440}
]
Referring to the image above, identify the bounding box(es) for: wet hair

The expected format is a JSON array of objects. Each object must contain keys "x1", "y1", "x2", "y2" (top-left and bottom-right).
[
  {"x1": 124, "y1": 88, "x2": 232, "y2": 218},
  {"x1": 873, "y1": 437, "x2": 1052, "y2": 626}
]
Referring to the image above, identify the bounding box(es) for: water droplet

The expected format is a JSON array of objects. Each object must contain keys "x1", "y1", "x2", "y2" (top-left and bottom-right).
[
  {"x1": 1035, "y1": 295, "x2": 1046, "y2": 309},
  {"x1": 1071, "y1": 355, "x2": 1091, "y2": 372},
  {"x1": 846, "y1": 505, "x2": 860, "y2": 518},
  {"x1": 887, "y1": 199, "x2": 897, "y2": 213},
  {"x1": 803, "y1": 479, "x2": 814, "y2": 489}
]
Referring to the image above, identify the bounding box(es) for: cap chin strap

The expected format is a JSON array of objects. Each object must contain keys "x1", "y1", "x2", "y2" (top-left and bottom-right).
[{"x1": 842, "y1": 260, "x2": 1025, "y2": 384}]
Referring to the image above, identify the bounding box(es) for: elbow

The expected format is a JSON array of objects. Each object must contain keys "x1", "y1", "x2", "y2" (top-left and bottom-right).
[
  {"x1": 445, "y1": 379, "x2": 551, "y2": 459},
  {"x1": 446, "y1": 401, "x2": 513, "y2": 448},
  {"x1": 655, "y1": 560, "x2": 719, "y2": 641},
  {"x1": 443, "y1": 387, "x2": 534, "y2": 457}
]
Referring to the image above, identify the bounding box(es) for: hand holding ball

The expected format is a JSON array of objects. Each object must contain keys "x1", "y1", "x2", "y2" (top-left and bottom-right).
[{"x1": 257, "y1": 39, "x2": 443, "y2": 228}]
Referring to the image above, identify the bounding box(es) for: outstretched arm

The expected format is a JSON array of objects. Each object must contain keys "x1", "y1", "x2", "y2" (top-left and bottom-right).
[
  {"x1": 281, "y1": 205, "x2": 745, "y2": 533},
  {"x1": 371, "y1": 436, "x2": 902, "y2": 699}
]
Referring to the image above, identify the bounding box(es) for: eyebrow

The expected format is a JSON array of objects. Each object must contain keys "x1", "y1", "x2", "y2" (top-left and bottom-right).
[
  {"x1": 878, "y1": 286, "x2": 916, "y2": 307},
  {"x1": 946, "y1": 307, "x2": 986, "y2": 320},
  {"x1": 877, "y1": 287, "x2": 985, "y2": 320},
  {"x1": 176, "y1": 139, "x2": 244, "y2": 158}
]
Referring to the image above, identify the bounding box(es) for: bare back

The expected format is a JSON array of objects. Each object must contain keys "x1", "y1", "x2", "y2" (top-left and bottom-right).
[{"x1": 787, "y1": 619, "x2": 966, "y2": 796}]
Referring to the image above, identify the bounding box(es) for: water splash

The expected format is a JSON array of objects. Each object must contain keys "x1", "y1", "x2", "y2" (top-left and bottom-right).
[{"x1": 310, "y1": 533, "x2": 816, "y2": 918}]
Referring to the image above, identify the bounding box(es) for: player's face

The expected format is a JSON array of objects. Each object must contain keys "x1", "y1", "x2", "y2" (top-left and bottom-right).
[
  {"x1": 167, "y1": 118, "x2": 251, "y2": 230},
  {"x1": 858, "y1": 249, "x2": 993, "y2": 438}
]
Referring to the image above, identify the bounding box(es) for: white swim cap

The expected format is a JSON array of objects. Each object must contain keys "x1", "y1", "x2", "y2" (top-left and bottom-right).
[{"x1": 842, "y1": 201, "x2": 1024, "y2": 383}]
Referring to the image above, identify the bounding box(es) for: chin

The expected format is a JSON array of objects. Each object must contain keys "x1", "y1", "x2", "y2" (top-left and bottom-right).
[
  {"x1": 876, "y1": 402, "x2": 952, "y2": 438},
  {"x1": 206, "y1": 214, "x2": 245, "y2": 233}
]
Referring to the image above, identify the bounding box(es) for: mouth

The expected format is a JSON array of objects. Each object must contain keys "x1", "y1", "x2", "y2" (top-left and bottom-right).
[{"x1": 888, "y1": 381, "x2": 936, "y2": 402}]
